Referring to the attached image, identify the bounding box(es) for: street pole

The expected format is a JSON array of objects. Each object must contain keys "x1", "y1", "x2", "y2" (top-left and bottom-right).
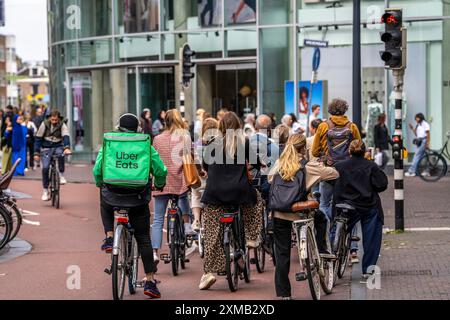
[
  {"x1": 393, "y1": 68, "x2": 405, "y2": 231},
  {"x1": 180, "y1": 88, "x2": 185, "y2": 120},
  {"x1": 352, "y1": 0, "x2": 362, "y2": 129}
]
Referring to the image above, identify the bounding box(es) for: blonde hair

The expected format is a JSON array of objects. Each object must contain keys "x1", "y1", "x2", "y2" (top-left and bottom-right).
[
  {"x1": 202, "y1": 117, "x2": 219, "y2": 143},
  {"x1": 278, "y1": 133, "x2": 307, "y2": 181},
  {"x1": 219, "y1": 112, "x2": 244, "y2": 159},
  {"x1": 165, "y1": 109, "x2": 187, "y2": 134}
]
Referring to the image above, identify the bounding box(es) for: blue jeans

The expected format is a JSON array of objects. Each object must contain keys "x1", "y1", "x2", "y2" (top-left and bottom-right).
[
  {"x1": 41, "y1": 147, "x2": 65, "y2": 189},
  {"x1": 319, "y1": 180, "x2": 335, "y2": 221},
  {"x1": 408, "y1": 139, "x2": 426, "y2": 174},
  {"x1": 347, "y1": 207, "x2": 383, "y2": 274},
  {"x1": 350, "y1": 222, "x2": 360, "y2": 252},
  {"x1": 151, "y1": 193, "x2": 190, "y2": 250}
]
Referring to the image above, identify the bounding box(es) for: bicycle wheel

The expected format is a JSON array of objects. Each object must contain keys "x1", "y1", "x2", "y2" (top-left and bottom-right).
[
  {"x1": 0, "y1": 206, "x2": 12, "y2": 250},
  {"x1": 320, "y1": 258, "x2": 334, "y2": 295},
  {"x1": 128, "y1": 236, "x2": 139, "y2": 295},
  {"x1": 337, "y1": 232, "x2": 350, "y2": 279},
  {"x1": 254, "y1": 215, "x2": 266, "y2": 273},
  {"x1": 417, "y1": 152, "x2": 448, "y2": 182},
  {"x1": 170, "y1": 225, "x2": 179, "y2": 276},
  {"x1": 112, "y1": 225, "x2": 127, "y2": 300},
  {"x1": 179, "y1": 218, "x2": 186, "y2": 270},
  {"x1": 198, "y1": 223, "x2": 205, "y2": 259},
  {"x1": 4, "y1": 200, "x2": 22, "y2": 241},
  {"x1": 54, "y1": 170, "x2": 60, "y2": 209},
  {"x1": 304, "y1": 227, "x2": 321, "y2": 300},
  {"x1": 224, "y1": 229, "x2": 239, "y2": 292}
]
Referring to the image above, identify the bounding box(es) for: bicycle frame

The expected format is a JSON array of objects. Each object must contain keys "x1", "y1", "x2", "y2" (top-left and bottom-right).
[
  {"x1": 293, "y1": 217, "x2": 323, "y2": 277},
  {"x1": 113, "y1": 212, "x2": 132, "y2": 256}
]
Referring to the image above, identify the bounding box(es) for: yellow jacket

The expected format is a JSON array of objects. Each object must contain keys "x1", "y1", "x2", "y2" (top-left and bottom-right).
[{"x1": 312, "y1": 115, "x2": 361, "y2": 158}]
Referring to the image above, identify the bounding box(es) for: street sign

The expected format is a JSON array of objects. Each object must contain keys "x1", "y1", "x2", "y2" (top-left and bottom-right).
[
  {"x1": 312, "y1": 48, "x2": 321, "y2": 72},
  {"x1": 304, "y1": 39, "x2": 328, "y2": 48}
]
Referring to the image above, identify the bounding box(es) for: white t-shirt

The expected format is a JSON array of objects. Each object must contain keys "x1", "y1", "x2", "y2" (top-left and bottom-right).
[{"x1": 416, "y1": 121, "x2": 430, "y2": 139}]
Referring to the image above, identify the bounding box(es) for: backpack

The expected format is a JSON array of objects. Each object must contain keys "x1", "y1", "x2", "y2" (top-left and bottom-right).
[
  {"x1": 269, "y1": 160, "x2": 308, "y2": 213},
  {"x1": 101, "y1": 132, "x2": 151, "y2": 188},
  {"x1": 325, "y1": 120, "x2": 353, "y2": 166}
]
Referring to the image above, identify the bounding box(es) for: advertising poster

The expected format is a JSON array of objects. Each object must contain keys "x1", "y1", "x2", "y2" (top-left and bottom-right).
[
  {"x1": 226, "y1": 0, "x2": 256, "y2": 25},
  {"x1": 198, "y1": 0, "x2": 222, "y2": 27},
  {"x1": 285, "y1": 80, "x2": 327, "y2": 130}
]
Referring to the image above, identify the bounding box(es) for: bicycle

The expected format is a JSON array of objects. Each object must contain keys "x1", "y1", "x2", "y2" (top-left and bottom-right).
[
  {"x1": 160, "y1": 195, "x2": 191, "y2": 276},
  {"x1": 0, "y1": 205, "x2": 12, "y2": 251},
  {"x1": 221, "y1": 206, "x2": 251, "y2": 292},
  {"x1": 104, "y1": 207, "x2": 141, "y2": 300},
  {"x1": 291, "y1": 198, "x2": 334, "y2": 300},
  {"x1": 417, "y1": 131, "x2": 450, "y2": 182},
  {"x1": 332, "y1": 203, "x2": 360, "y2": 283},
  {"x1": 48, "y1": 154, "x2": 62, "y2": 209}
]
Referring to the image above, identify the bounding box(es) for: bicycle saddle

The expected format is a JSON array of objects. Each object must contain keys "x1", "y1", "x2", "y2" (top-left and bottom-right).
[
  {"x1": 335, "y1": 203, "x2": 355, "y2": 211},
  {"x1": 291, "y1": 200, "x2": 319, "y2": 213}
]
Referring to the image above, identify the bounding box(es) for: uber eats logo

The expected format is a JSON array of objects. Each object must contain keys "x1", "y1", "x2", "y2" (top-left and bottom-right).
[{"x1": 116, "y1": 152, "x2": 139, "y2": 169}]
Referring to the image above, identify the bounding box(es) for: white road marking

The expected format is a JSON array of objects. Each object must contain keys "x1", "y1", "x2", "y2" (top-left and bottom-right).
[
  {"x1": 22, "y1": 210, "x2": 41, "y2": 216},
  {"x1": 22, "y1": 219, "x2": 40, "y2": 226},
  {"x1": 383, "y1": 227, "x2": 450, "y2": 233}
]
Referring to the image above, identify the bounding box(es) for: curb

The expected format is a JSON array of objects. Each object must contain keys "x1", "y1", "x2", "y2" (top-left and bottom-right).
[{"x1": 0, "y1": 238, "x2": 33, "y2": 264}]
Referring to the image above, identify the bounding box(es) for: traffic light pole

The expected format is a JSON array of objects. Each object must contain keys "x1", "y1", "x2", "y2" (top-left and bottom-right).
[
  {"x1": 180, "y1": 87, "x2": 185, "y2": 120},
  {"x1": 393, "y1": 68, "x2": 405, "y2": 231}
]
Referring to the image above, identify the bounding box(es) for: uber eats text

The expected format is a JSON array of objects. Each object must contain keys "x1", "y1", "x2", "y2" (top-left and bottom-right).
[{"x1": 115, "y1": 152, "x2": 139, "y2": 169}]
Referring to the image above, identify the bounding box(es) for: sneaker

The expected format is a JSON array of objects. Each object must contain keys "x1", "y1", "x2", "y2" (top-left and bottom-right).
[
  {"x1": 350, "y1": 251, "x2": 359, "y2": 264},
  {"x1": 246, "y1": 239, "x2": 260, "y2": 249},
  {"x1": 405, "y1": 172, "x2": 416, "y2": 177},
  {"x1": 199, "y1": 273, "x2": 216, "y2": 290},
  {"x1": 60, "y1": 175, "x2": 67, "y2": 185},
  {"x1": 144, "y1": 280, "x2": 161, "y2": 299},
  {"x1": 101, "y1": 237, "x2": 113, "y2": 253},
  {"x1": 41, "y1": 189, "x2": 50, "y2": 201},
  {"x1": 421, "y1": 171, "x2": 431, "y2": 177},
  {"x1": 192, "y1": 220, "x2": 201, "y2": 233},
  {"x1": 153, "y1": 252, "x2": 160, "y2": 267}
]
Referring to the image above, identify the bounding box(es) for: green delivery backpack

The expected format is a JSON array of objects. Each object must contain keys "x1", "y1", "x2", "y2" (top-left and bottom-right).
[{"x1": 101, "y1": 132, "x2": 151, "y2": 188}]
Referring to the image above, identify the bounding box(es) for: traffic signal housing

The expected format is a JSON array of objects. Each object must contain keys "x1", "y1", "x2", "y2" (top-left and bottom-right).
[
  {"x1": 392, "y1": 135, "x2": 403, "y2": 160},
  {"x1": 179, "y1": 44, "x2": 196, "y2": 88},
  {"x1": 380, "y1": 9, "x2": 406, "y2": 70}
]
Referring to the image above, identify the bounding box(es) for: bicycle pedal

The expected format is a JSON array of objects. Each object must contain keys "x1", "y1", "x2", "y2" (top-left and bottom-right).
[
  {"x1": 295, "y1": 272, "x2": 307, "y2": 281},
  {"x1": 351, "y1": 236, "x2": 361, "y2": 242},
  {"x1": 104, "y1": 267, "x2": 112, "y2": 275}
]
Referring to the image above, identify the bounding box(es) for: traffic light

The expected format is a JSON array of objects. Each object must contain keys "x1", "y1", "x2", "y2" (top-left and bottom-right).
[
  {"x1": 392, "y1": 135, "x2": 403, "y2": 160},
  {"x1": 180, "y1": 44, "x2": 196, "y2": 88},
  {"x1": 380, "y1": 9, "x2": 405, "y2": 69}
]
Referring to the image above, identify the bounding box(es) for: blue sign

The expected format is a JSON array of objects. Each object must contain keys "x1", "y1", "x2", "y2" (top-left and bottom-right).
[{"x1": 312, "y1": 48, "x2": 321, "y2": 72}]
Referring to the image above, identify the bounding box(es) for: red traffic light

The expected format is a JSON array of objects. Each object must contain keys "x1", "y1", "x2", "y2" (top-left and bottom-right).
[
  {"x1": 393, "y1": 136, "x2": 400, "y2": 143},
  {"x1": 381, "y1": 12, "x2": 401, "y2": 25}
]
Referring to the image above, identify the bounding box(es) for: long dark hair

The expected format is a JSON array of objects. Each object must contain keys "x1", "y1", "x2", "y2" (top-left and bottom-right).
[
  {"x1": 157, "y1": 110, "x2": 166, "y2": 124},
  {"x1": 415, "y1": 113, "x2": 425, "y2": 123}
]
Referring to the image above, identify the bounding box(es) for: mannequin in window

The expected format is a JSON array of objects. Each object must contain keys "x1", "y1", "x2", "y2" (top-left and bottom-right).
[{"x1": 364, "y1": 92, "x2": 384, "y2": 148}]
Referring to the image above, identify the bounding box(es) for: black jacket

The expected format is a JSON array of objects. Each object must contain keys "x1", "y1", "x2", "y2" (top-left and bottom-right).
[
  {"x1": 334, "y1": 156, "x2": 388, "y2": 223},
  {"x1": 374, "y1": 123, "x2": 391, "y2": 150},
  {"x1": 201, "y1": 138, "x2": 260, "y2": 206}
]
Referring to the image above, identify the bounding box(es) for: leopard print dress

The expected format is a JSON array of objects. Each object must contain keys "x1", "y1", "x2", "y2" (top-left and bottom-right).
[{"x1": 202, "y1": 191, "x2": 264, "y2": 274}]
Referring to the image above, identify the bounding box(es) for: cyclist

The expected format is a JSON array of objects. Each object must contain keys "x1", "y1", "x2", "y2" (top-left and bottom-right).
[
  {"x1": 406, "y1": 113, "x2": 431, "y2": 177},
  {"x1": 333, "y1": 140, "x2": 388, "y2": 277},
  {"x1": 34, "y1": 109, "x2": 72, "y2": 201},
  {"x1": 93, "y1": 113, "x2": 167, "y2": 299},
  {"x1": 268, "y1": 133, "x2": 338, "y2": 300}
]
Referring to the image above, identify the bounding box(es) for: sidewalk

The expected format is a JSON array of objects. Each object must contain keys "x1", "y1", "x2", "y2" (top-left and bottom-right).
[{"x1": 351, "y1": 176, "x2": 450, "y2": 300}]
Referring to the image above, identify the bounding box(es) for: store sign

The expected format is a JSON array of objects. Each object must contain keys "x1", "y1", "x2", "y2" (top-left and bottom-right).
[
  {"x1": 0, "y1": 0, "x2": 5, "y2": 27},
  {"x1": 304, "y1": 39, "x2": 329, "y2": 48},
  {"x1": 66, "y1": 5, "x2": 81, "y2": 30}
]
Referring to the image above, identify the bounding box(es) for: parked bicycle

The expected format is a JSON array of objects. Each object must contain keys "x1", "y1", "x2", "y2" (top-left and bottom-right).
[
  {"x1": 104, "y1": 207, "x2": 141, "y2": 300},
  {"x1": 291, "y1": 196, "x2": 334, "y2": 300},
  {"x1": 332, "y1": 203, "x2": 360, "y2": 284},
  {"x1": 417, "y1": 131, "x2": 450, "y2": 182},
  {"x1": 221, "y1": 206, "x2": 251, "y2": 292},
  {"x1": 160, "y1": 195, "x2": 192, "y2": 276}
]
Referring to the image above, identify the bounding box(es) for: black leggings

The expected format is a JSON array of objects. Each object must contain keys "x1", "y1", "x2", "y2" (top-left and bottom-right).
[{"x1": 100, "y1": 201, "x2": 156, "y2": 274}]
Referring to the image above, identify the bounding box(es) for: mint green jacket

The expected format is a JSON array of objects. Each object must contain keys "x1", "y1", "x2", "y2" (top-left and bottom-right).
[{"x1": 93, "y1": 143, "x2": 168, "y2": 188}]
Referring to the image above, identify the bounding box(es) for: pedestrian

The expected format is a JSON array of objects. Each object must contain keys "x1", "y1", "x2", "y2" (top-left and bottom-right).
[
  {"x1": 268, "y1": 133, "x2": 339, "y2": 300},
  {"x1": 312, "y1": 98, "x2": 362, "y2": 221},
  {"x1": 268, "y1": 112, "x2": 277, "y2": 129},
  {"x1": 140, "y1": 108, "x2": 153, "y2": 136},
  {"x1": 32, "y1": 107, "x2": 45, "y2": 129},
  {"x1": 194, "y1": 108, "x2": 206, "y2": 143},
  {"x1": 281, "y1": 114, "x2": 294, "y2": 133},
  {"x1": 199, "y1": 111, "x2": 264, "y2": 290},
  {"x1": 273, "y1": 124, "x2": 290, "y2": 155},
  {"x1": 24, "y1": 113, "x2": 37, "y2": 171},
  {"x1": 152, "y1": 110, "x2": 166, "y2": 137},
  {"x1": 5, "y1": 115, "x2": 28, "y2": 176},
  {"x1": 243, "y1": 113, "x2": 256, "y2": 138},
  {"x1": 191, "y1": 117, "x2": 220, "y2": 232},
  {"x1": 309, "y1": 104, "x2": 321, "y2": 126},
  {"x1": 374, "y1": 113, "x2": 391, "y2": 171},
  {"x1": 306, "y1": 118, "x2": 322, "y2": 162},
  {"x1": 152, "y1": 109, "x2": 194, "y2": 265},
  {"x1": 333, "y1": 140, "x2": 388, "y2": 277},
  {"x1": 1, "y1": 116, "x2": 13, "y2": 174},
  {"x1": 406, "y1": 113, "x2": 430, "y2": 177},
  {"x1": 93, "y1": 113, "x2": 167, "y2": 299},
  {"x1": 216, "y1": 107, "x2": 228, "y2": 122},
  {"x1": 290, "y1": 113, "x2": 304, "y2": 134}
]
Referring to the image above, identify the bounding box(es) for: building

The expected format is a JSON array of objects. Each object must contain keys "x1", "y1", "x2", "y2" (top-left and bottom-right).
[
  {"x1": 0, "y1": 34, "x2": 18, "y2": 109},
  {"x1": 17, "y1": 61, "x2": 50, "y2": 112},
  {"x1": 47, "y1": 0, "x2": 450, "y2": 161}
]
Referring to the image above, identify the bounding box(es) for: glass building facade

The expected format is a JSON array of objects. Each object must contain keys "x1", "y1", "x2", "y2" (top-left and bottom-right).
[{"x1": 47, "y1": 0, "x2": 450, "y2": 161}]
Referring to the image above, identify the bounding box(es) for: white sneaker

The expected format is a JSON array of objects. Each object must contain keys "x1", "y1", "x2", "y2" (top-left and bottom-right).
[
  {"x1": 153, "y1": 252, "x2": 160, "y2": 266},
  {"x1": 405, "y1": 172, "x2": 416, "y2": 177},
  {"x1": 199, "y1": 273, "x2": 216, "y2": 290},
  {"x1": 41, "y1": 189, "x2": 50, "y2": 201},
  {"x1": 60, "y1": 175, "x2": 67, "y2": 185}
]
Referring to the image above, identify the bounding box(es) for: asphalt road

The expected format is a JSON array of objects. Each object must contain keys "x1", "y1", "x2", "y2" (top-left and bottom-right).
[{"x1": 0, "y1": 180, "x2": 351, "y2": 300}]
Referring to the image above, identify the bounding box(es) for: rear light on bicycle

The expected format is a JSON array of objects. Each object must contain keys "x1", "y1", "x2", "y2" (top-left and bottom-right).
[
  {"x1": 220, "y1": 216, "x2": 235, "y2": 223},
  {"x1": 116, "y1": 216, "x2": 129, "y2": 223},
  {"x1": 168, "y1": 209, "x2": 178, "y2": 215}
]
